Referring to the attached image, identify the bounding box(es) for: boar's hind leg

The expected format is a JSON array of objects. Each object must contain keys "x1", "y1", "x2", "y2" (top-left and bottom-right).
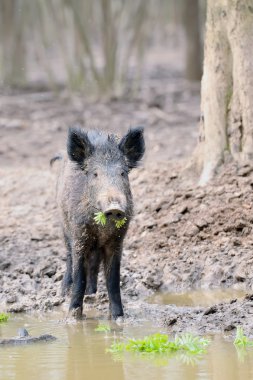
[
  {"x1": 86, "y1": 249, "x2": 101, "y2": 295},
  {"x1": 69, "y1": 253, "x2": 86, "y2": 318},
  {"x1": 104, "y1": 247, "x2": 123, "y2": 319},
  {"x1": 62, "y1": 233, "x2": 73, "y2": 296}
]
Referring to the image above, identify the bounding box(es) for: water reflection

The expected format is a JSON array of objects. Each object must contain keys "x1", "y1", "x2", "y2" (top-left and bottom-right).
[
  {"x1": 147, "y1": 288, "x2": 246, "y2": 307},
  {"x1": 64, "y1": 322, "x2": 125, "y2": 380},
  {"x1": 0, "y1": 313, "x2": 253, "y2": 380}
]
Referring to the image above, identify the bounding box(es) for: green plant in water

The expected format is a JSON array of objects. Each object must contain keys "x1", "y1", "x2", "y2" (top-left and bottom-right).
[
  {"x1": 107, "y1": 333, "x2": 210, "y2": 355},
  {"x1": 174, "y1": 333, "x2": 210, "y2": 354},
  {"x1": 234, "y1": 327, "x2": 253, "y2": 348},
  {"x1": 94, "y1": 212, "x2": 127, "y2": 229},
  {"x1": 0, "y1": 313, "x2": 9, "y2": 323},
  {"x1": 95, "y1": 323, "x2": 111, "y2": 332}
]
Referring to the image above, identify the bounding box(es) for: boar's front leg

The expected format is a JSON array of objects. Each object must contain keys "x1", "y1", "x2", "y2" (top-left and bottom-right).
[
  {"x1": 69, "y1": 250, "x2": 86, "y2": 318},
  {"x1": 104, "y1": 244, "x2": 123, "y2": 319}
]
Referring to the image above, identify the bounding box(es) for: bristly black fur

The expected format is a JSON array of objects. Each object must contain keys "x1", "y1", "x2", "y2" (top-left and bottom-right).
[
  {"x1": 67, "y1": 127, "x2": 94, "y2": 166},
  {"x1": 119, "y1": 127, "x2": 145, "y2": 169}
]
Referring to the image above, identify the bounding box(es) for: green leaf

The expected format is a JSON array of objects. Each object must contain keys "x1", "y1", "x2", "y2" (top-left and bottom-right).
[
  {"x1": 107, "y1": 342, "x2": 125, "y2": 353},
  {"x1": 108, "y1": 333, "x2": 210, "y2": 356},
  {"x1": 94, "y1": 212, "x2": 107, "y2": 226},
  {"x1": 95, "y1": 323, "x2": 111, "y2": 332},
  {"x1": 0, "y1": 313, "x2": 9, "y2": 323},
  {"x1": 234, "y1": 326, "x2": 253, "y2": 347},
  {"x1": 94, "y1": 211, "x2": 127, "y2": 229},
  {"x1": 114, "y1": 217, "x2": 127, "y2": 229}
]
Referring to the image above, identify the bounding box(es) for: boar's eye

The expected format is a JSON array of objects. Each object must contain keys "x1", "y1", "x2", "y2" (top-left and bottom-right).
[
  {"x1": 121, "y1": 171, "x2": 125, "y2": 177},
  {"x1": 93, "y1": 172, "x2": 98, "y2": 178}
]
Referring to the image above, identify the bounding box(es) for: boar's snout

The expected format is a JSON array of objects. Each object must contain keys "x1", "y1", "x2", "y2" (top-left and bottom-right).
[
  {"x1": 104, "y1": 204, "x2": 125, "y2": 220},
  {"x1": 98, "y1": 190, "x2": 127, "y2": 220}
]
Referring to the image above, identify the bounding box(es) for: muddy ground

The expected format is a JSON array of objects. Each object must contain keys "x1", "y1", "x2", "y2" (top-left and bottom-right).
[{"x1": 1, "y1": 69, "x2": 253, "y2": 337}]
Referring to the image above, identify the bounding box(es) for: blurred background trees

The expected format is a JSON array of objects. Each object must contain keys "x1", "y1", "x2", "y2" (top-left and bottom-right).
[
  {"x1": 183, "y1": 0, "x2": 202, "y2": 81},
  {"x1": 0, "y1": 0, "x2": 206, "y2": 97},
  {"x1": 0, "y1": 0, "x2": 27, "y2": 87}
]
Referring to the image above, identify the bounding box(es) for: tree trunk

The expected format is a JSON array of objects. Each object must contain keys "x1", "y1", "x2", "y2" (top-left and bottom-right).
[
  {"x1": 183, "y1": 0, "x2": 202, "y2": 81},
  {"x1": 195, "y1": 0, "x2": 253, "y2": 185},
  {"x1": 0, "y1": 0, "x2": 26, "y2": 87}
]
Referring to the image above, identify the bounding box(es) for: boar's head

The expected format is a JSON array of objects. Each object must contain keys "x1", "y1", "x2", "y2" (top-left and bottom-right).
[{"x1": 67, "y1": 127, "x2": 145, "y2": 221}]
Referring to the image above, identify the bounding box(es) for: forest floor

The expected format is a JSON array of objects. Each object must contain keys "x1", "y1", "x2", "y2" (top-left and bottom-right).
[{"x1": 1, "y1": 66, "x2": 253, "y2": 337}]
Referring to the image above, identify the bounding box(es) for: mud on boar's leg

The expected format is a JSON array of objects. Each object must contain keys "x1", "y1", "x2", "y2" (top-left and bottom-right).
[
  {"x1": 61, "y1": 233, "x2": 73, "y2": 296},
  {"x1": 103, "y1": 243, "x2": 123, "y2": 319},
  {"x1": 69, "y1": 252, "x2": 86, "y2": 318}
]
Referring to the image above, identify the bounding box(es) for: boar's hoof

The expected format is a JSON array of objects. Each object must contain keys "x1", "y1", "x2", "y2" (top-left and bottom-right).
[
  {"x1": 115, "y1": 316, "x2": 124, "y2": 325},
  {"x1": 85, "y1": 286, "x2": 97, "y2": 295},
  {"x1": 84, "y1": 294, "x2": 96, "y2": 304},
  {"x1": 68, "y1": 306, "x2": 84, "y2": 320},
  {"x1": 110, "y1": 310, "x2": 124, "y2": 320}
]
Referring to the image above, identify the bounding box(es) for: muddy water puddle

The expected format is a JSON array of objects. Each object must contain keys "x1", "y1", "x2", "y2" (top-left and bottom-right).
[
  {"x1": 147, "y1": 288, "x2": 246, "y2": 307},
  {"x1": 0, "y1": 311, "x2": 253, "y2": 380}
]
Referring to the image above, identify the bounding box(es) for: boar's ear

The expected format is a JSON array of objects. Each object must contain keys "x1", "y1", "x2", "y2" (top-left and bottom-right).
[
  {"x1": 119, "y1": 127, "x2": 145, "y2": 169},
  {"x1": 67, "y1": 127, "x2": 93, "y2": 165}
]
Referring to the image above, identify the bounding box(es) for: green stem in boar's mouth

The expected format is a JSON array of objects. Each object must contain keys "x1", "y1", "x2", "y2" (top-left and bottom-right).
[
  {"x1": 94, "y1": 211, "x2": 107, "y2": 226},
  {"x1": 94, "y1": 212, "x2": 127, "y2": 229},
  {"x1": 114, "y1": 217, "x2": 127, "y2": 229}
]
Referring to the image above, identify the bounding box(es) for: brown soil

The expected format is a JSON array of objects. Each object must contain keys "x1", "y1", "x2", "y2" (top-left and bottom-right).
[{"x1": 1, "y1": 74, "x2": 253, "y2": 336}]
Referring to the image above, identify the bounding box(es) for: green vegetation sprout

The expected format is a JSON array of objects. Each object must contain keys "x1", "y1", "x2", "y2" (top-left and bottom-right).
[
  {"x1": 234, "y1": 327, "x2": 253, "y2": 348},
  {"x1": 174, "y1": 333, "x2": 210, "y2": 354},
  {"x1": 94, "y1": 212, "x2": 127, "y2": 229},
  {"x1": 115, "y1": 217, "x2": 127, "y2": 229},
  {"x1": 107, "y1": 333, "x2": 210, "y2": 355},
  {"x1": 0, "y1": 313, "x2": 9, "y2": 323},
  {"x1": 95, "y1": 323, "x2": 111, "y2": 332},
  {"x1": 94, "y1": 211, "x2": 107, "y2": 227}
]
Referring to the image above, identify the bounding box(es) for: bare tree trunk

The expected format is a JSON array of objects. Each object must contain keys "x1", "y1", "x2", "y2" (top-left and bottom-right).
[
  {"x1": 183, "y1": 0, "x2": 202, "y2": 81},
  {"x1": 101, "y1": 0, "x2": 117, "y2": 93},
  {"x1": 0, "y1": 0, "x2": 26, "y2": 87},
  {"x1": 194, "y1": 0, "x2": 253, "y2": 185}
]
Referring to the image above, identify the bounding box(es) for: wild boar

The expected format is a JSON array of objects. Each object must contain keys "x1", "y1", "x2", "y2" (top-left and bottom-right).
[{"x1": 55, "y1": 127, "x2": 145, "y2": 319}]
